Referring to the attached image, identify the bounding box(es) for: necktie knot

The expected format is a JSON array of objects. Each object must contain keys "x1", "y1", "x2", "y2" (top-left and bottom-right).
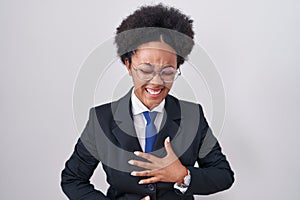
[{"x1": 143, "y1": 111, "x2": 157, "y2": 125}]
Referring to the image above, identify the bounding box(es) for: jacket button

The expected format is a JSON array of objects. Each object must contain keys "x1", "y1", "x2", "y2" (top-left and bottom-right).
[{"x1": 147, "y1": 184, "x2": 155, "y2": 191}]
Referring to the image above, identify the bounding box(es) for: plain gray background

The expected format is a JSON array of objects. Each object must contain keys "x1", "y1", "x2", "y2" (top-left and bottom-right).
[{"x1": 1, "y1": 0, "x2": 299, "y2": 199}]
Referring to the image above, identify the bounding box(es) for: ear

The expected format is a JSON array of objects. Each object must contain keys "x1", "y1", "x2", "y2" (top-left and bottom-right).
[{"x1": 125, "y1": 58, "x2": 132, "y2": 76}]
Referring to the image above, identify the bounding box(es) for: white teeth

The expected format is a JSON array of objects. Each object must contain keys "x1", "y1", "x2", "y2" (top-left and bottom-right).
[{"x1": 146, "y1": 88, "x2": 161, "y2": 95}]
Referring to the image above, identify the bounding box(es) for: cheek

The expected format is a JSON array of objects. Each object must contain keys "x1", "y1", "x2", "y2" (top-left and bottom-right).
[
  {"x1": 131, "y1": 75, "x2": 142, "y2": 87},
  {"x1": 131, "y1": 77, "x2": 148, "y2": 94},
  {"x1": 164, "y1": 82, "x2": 173, "y2": 90}
]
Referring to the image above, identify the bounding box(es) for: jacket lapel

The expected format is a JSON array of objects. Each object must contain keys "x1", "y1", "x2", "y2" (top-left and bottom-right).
[
  {"x1": 111, "y1": 88, "x2": 142, "y2": 152},
  {"x1": 152, "y1": 95, "x2": 182, "y2": 154},
  {"x1": 110, "y1": 90, "x2": 182, "y2": 154}
]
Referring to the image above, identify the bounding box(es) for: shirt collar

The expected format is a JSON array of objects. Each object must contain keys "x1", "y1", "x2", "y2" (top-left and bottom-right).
[{"x1": 131, "y1": 88, "x2": 165, "y2": 116}]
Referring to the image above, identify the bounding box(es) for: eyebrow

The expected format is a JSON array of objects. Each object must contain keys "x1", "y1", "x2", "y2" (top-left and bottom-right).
[{"x1": 141, "y1": 62, "x2": 176, "y2": 69}]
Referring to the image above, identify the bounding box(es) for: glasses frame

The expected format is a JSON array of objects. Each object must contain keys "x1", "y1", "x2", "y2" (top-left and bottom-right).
[{"x1": 131, "y1": 63, "x2": 181, "y2": 83}]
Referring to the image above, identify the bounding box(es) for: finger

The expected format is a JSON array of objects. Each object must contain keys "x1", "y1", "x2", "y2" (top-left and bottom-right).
[
  {"x1": 131, "y1": 170, "x2": 153, "y2": 177},
  {"x1": 128, "y1": 160, "x2": 154, "y2": 169},
  {"x1": 139, "y1": 176, "x2": 160, "y2": 184},
  {"x1": 141, "y1": 195, "x2": 150, "y2": 200},
  {"x1": 134, "y1": 151, "x2": 158, "y2": 162},
  {"x1": 164, "y1": 137, "x2": 175, "y2": 155}
]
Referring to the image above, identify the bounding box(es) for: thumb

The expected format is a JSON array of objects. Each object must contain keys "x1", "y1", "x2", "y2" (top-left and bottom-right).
[
  {"x1": 141, "y1": 195, "x2": 150, "y2": 200},
  {"x1": 164, "y1": 136, "x2": 174, "y2": 155}
]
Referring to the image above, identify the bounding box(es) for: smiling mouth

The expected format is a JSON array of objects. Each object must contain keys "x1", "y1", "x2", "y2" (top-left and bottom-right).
[{"x1": 145, "y1": 88, "x2": 163, "y2": 95}]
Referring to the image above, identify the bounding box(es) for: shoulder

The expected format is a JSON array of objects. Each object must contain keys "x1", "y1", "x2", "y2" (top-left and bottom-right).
[
  {"x1": 90, "y1": 93, "x2": 131, "y2": 120},
  {"x1": 93, "y1": 102, "x2": 113, "y2": 114},
  {"x1": 166, "y1": 94, "x2": 207, "y2": 125},
  {"x1": 166, "y1": 94, "x2": 204, "y2": 111}
]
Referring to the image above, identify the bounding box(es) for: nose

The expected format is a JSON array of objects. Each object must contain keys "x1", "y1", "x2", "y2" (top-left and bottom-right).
[{"x1": 149, "y1": 72, "x2": 164, "y2": 85}]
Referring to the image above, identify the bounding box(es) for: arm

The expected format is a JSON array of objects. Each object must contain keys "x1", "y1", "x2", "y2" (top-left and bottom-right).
[
  {"x1": 128, "y1": 134, "x2": 234, "y2": 196},
  {"x1": 61, "y1": 108, "x2": 110, "y2": 200},
  {"x1": 61, "y1": 139, "x2": 110, "y2": 200},
  {"x1": 128, "y1": 105, "x2": 234, "y2": 196},
  {"x1": 185, "y1": 105, "x2": 234, "y2": 195},
  {"x1": 186, "y1": 139, "x2": 234, "y2": 195}
]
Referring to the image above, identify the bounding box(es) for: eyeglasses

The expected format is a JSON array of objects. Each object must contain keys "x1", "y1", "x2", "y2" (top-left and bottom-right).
[{"x1": 131, "y1": 63, "x2": 181, "y2": 83}]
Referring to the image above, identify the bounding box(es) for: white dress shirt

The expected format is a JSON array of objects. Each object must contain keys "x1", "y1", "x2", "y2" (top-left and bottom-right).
[
  {"x1": 131, "y1": 89, "x2": 165, "y2": 152},
  {"x1": 131, "y1": 89, "x2": 190, "y2": 193}
]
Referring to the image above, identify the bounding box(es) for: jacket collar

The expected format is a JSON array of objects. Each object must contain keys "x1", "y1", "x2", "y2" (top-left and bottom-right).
[{"x1": 111, "y1": 88, "x2": 182, "y2": 153}]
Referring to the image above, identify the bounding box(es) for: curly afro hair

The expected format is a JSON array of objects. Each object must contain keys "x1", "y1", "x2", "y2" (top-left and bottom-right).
[{"x1": 114, "y1": 4, "x2": 194, "y2": 68}]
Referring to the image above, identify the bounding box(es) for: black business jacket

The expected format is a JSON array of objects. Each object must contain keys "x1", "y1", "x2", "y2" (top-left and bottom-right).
[{"x1": 61, "y1": 89, "x2": 234, "y2": 200}]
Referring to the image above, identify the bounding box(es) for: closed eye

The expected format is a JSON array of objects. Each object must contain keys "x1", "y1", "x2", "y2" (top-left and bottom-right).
[
  {"x1": 139, "y1": 63, "x2": 154, "y2": 74},
  {"x1": 140, "y1": 69, "x2": 153, "y2": 74},
  {"x1": 161, "y1": 67, "x2": 176, "y2": 76}
]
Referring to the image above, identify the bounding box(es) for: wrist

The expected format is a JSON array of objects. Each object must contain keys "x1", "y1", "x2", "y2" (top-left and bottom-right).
[
  {"x1": 176, "y1": 166, "x2": 189, "y2": 185},
  {"x1": 174, "y1": 167, "x2": 191, "y2": 193}
]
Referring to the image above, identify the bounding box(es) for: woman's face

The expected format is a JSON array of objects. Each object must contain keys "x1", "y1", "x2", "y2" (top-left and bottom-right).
[{"x1": 125, "y1": 41, "x2": 177, "y2": 110}]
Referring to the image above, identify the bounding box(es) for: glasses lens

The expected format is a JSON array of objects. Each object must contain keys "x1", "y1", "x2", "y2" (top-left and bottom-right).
[
  {"x1": 135, "y1": 64, "x2": 179, "y2": 82},
  {"x1": 160, "y1": 67, "x2": 177, "y2": 82},
  {"x1": 136, "y1": 64, "x2": 154, "y2": 80}
]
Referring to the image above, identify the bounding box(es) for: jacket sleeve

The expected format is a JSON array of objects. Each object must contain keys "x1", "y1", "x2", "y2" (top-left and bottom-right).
[
  {"x1": 184, "y1": 105, "x2": 235, "y2": 195},
  {"x1": 61, "y1": 108, "x2": 110, "y2": 200}
]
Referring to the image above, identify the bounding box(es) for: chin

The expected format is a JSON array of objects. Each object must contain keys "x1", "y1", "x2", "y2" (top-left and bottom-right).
[
  {"x1": 143, "y1": 89, "x2": 169, "y2": 109},
  {"x1": 135, "y1": 85, "x2": 170, "y2": 109}
]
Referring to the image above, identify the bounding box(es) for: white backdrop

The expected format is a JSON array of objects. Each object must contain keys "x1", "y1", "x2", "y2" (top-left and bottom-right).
[{"x1": 1, "y1": 0, "x2": 299, "y2": 199}]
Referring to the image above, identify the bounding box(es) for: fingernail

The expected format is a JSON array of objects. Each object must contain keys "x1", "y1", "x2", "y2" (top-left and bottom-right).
[
  {"x1": 128, "y1": 160, "x2": 134, "y2": 165},
  {"x1": 166, "y1": 136, "x2": 170, "y2": 143},
  {"x1": 138, "y1": 180, "x2": 143, "y2": 184},
  {"x1": 130, "y1": 171, "x2": 136, "y2": 176},
  {"x1": 145, "y1": 196, "x2": 150, "y2": 200},
  {"x1": 134, "y1": 151, "x2": 140, "y2": 156}
]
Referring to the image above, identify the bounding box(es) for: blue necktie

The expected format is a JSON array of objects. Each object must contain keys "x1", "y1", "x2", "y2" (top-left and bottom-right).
[{"x1": 143, "y1": 111, "x2": 157, "y2": 153}]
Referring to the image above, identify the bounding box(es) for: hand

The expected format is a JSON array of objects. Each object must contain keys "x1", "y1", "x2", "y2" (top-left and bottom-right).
[
  {"x1": 128, "y1": 137, "x2": 187, "y2": 184},
  {"x1": 141, "y1": 195, "x2": 150, "y2": 200}
]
